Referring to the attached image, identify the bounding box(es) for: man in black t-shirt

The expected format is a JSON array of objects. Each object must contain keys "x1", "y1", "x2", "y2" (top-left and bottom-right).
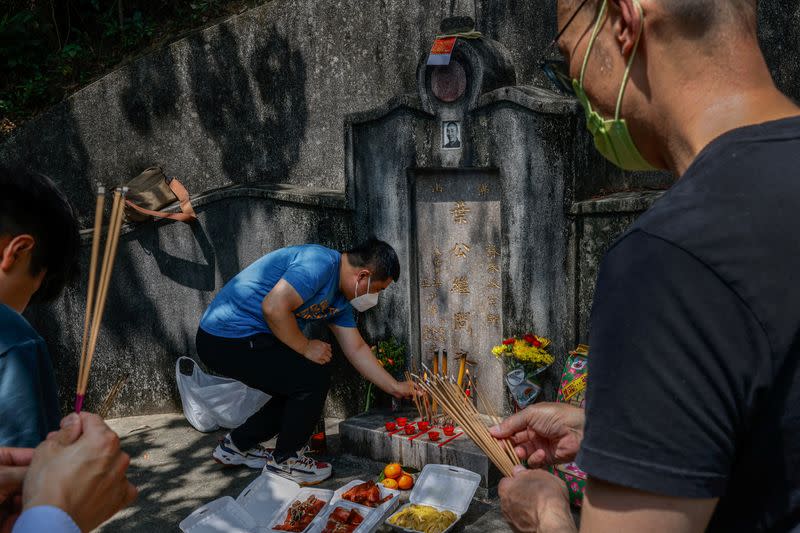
[{"x1": 491, "y1": 1, "x2": 800, "y2": 532}]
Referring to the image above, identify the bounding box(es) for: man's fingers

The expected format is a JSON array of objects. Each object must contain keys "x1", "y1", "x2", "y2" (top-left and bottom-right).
[
  {"x1": 54, "y1": 413, "x2": 82, "y2": 446},
  {"x1": 0, "y1": 466, "x2": 27, "y2": 498},
  {"x1": 77, "y1": 411, "x2": 107, "y2": 431},
  {"x1": 0, "y1": 449, "x2": 33, "y2": 468},
  {"x1": 123, "y1": 482, "x2": 138, "y2": 508},
  {"x1": 490, "y1": 411, "x2": 529, "y2": 439},
  {"x1": 527, "y1": 449, "x2": 547, "y2": 467}
]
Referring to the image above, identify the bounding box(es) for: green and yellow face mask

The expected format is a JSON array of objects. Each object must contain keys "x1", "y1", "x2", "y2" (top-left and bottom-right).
[{"x1": 573, "y1": 0, "x2": 656, "y2": 171}]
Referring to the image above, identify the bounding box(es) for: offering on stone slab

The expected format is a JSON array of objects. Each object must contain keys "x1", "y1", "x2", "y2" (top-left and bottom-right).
[
  {"x1": 387, "y1": 504, "x2": 457, "y2": 533},
  {"x1": 341, "y1": 480, "x2": 393, "y2": 508},
  {"x1": 321, "y1": 507, "x2": 364, "y2": 533},
  {"x1": 273, "y1": 495, "x2": 326, "y2": 532}
]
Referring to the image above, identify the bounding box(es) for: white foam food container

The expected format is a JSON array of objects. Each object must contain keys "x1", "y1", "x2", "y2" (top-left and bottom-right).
[
  {"x1": 332, "y1": 479, "x2": 400, "y2": 516},
  {"x1": 180, "y1": 472, "x2": 333, "y2": 533},
  {"x1": 385, "y1": 465, "x2": 481, "y2": 533},
  {"x1": 267, "y1": 487, "x2": 334, "y2": 533},
  {"x1": 310, "y1": 499, "x2": 376, "y2": 533},
  {"x1": 179, "y1": 496, "x2": 260, "y2": 533}
]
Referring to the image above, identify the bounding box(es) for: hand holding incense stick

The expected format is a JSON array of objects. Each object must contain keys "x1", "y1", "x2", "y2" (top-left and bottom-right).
[{"x1": 75, "y1": 187, "x2": 127, "y2": 413}]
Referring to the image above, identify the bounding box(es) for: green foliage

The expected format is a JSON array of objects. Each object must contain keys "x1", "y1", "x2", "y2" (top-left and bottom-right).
[{"x1": 0, "y1": 1, "x2": 264, "y2": 127}]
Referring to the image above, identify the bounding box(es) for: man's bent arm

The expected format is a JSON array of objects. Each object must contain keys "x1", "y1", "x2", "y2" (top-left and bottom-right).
[
  {"x1": 329, "y1": 325, "x2": 402, "y2": 396},
  {"x1": 580, "y1": 478, "x2": 717, "y2": 533},
  {"x1": 261, "y1": 280, "x2": 308, "y2": 355}
]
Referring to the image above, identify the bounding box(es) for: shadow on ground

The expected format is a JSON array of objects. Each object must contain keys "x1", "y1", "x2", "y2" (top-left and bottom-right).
[{"x1": 100, "y1": 414, "x2": 511, "y2": 532}]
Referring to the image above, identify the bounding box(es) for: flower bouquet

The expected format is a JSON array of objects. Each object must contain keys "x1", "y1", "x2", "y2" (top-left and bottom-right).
[
  {"x1": 492, "y1": 334, "x2": 554, "y2": 409},
  {"x1": 365, "y1": 337, "x2": 406, "y2": 411}
]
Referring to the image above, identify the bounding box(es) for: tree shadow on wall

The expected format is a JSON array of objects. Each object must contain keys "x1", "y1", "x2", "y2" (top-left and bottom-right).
[
  {"x1": 184, "y1": 23, "x2": 308, "y2": 183},
  {"x1": 120, "y1": 47, "x2": 182, "y2": 137}
]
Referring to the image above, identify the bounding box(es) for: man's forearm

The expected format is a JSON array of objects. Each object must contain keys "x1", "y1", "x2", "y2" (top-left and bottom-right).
[
  {"x1": 346, "y1": 343, "x2": 398, "y2": 395},
  {"x1": 264, "y1": 308, "x2": 308, "y2": 354},
  {"x1": 540, "y1": 506, "x2": 578, "y2": 533}
]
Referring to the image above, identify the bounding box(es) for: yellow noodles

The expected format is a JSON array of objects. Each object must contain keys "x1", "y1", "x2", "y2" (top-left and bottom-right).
[{"x1": 388, "y1": 504, "x2": 457, "y2": 533}]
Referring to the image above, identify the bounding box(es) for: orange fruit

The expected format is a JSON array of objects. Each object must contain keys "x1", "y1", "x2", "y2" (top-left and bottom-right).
[
  {"x1": 384, "y1": 463, "x2": 402, "y2": 480},
  {"x1": 382, "y1": 478, "x2": 399, "y2": 489},
  {"x1": 397, "y1": 474, "x2": 414, "y2": 490}
]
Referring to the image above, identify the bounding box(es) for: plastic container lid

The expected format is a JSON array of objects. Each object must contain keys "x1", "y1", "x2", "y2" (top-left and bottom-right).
[
  {"x1": 179, "y1": 496, "x2": 257, "y2": 533},
  {"x1": 408, "y1": 465, "x2": 481, "y2": 516},
  {"x1": 236, "y1": 471, "x2": 302, "y2": 526}
]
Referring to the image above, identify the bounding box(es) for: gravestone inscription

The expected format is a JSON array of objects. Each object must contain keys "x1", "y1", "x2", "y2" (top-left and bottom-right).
[{"x1": 413, "y1": 169, "x2": 506, "y2": 413}]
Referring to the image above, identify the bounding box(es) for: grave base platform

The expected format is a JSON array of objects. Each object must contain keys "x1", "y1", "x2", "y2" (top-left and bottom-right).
[{"x1": 339, "y1": 409, "x2": 500, "y2": 498}]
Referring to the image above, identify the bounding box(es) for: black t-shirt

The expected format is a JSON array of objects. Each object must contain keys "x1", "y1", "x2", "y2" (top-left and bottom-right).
[{"x1": 576, "y1": 116, "x2": 800, "y2": 532}]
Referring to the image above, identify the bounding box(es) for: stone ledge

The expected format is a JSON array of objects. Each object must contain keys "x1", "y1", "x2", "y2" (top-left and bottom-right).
[
  {"x1": 79, "y1": 182, "x2": 350, "y2": 243},
  {"x1": 570, "y1": 190, "x2": 665, "y2": 215},
  {"x1": 339, "y1": 410, "x2": 501, "y2": 498}
]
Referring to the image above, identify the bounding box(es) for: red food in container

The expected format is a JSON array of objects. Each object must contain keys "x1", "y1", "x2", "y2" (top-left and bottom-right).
[
  {"x1": 404, "y1": 423, "x2": 416, "y2": 435},
  {"x1": 418, "y1": 421, "x2": 430, "y2": 432},
  {"x1": 443, "y1": 425, "x2": 455, "y2": 436},
  {"x1": 385, "y1": 422, "x2": 397, "y2": 431},
  {"x1": 396, "y1": 417, "x2": 408, "y2": 427},
  {"x1": 428, "y1": 431, "x2": 440, "y2": 441}
]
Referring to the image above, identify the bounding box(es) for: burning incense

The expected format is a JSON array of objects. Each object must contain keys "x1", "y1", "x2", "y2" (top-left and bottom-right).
[
  {"x1": 431, "y1": 351, "x2": 439, "y2": 416},
  {"x1": 75, "y1": 188, "x2": 127, "y2": 413},
  {"x1": 456, "y1": 352, "x2": 467, "y2": 388},
  {"x1": 441, "y1": 349, "x2": 448, "y2": 378}
]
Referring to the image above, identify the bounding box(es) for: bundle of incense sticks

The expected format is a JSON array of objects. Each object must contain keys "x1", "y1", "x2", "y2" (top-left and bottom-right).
[
  {"x1": 75, "y1": 186, "x2": 127, "y2": 413},
  {"x1": 414, "y1": 371, "x2": 520, "y2": 477}
]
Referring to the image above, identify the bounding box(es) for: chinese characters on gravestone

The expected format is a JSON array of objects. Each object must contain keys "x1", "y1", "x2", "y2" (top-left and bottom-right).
[{"x1": 414, "y1": 171, "x2": 504, "y2": 411}]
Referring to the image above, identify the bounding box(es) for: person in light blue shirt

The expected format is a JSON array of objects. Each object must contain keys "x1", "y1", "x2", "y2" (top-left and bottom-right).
[{"x1": 196, "y1": 238, "x2": 417, "y2": 485}]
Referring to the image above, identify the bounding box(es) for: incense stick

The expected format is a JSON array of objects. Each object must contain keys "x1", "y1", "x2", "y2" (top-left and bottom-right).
[
  {"x1": 98, "y1": 374, "x2": 129, "y2": 419},
  {"x1": 76, "y1": 188, "x2": 127, "y2": 412},
  {"x1": 413, "y1": 373, "x2": 517, "y2": 477},
  {"x1": 76, "y1": 186, "x2": 105, "y2": 411}
]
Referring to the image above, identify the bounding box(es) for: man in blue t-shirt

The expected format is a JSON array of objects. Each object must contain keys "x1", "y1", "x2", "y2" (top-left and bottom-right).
[{"x1": 196, "y1": 238, "x2": 414, "y2": 484}]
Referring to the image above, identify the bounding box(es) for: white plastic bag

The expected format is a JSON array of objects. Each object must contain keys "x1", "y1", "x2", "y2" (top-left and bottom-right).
[{"x1": 176, "y1": 356, "x2": 270, "y2": 432}]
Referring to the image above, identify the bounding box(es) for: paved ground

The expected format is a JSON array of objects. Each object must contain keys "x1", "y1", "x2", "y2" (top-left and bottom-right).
[{"x1": 101, "y1": 414, "x2": 514, "y2": 532}]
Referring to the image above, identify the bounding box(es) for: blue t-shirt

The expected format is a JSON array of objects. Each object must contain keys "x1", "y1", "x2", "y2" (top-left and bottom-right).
[
  {"x1": 200, "y1": 245, "x2": 356, "y2": 338},
  {"x1": 0, "y1": 303, "x2": 61, "y2": 447}
]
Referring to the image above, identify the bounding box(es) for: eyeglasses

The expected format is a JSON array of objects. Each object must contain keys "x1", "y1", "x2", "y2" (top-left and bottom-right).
[{"x1": 538, "y1": 0, "x2": 591, "y2": 95}]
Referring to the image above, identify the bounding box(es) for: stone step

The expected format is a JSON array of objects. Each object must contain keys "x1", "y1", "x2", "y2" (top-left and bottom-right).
[{"x1": 339, "y1": 409, "x2": 500, "y2": 498}]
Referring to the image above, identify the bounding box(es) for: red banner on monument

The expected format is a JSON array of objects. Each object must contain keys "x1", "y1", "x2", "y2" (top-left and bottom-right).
[{"x1": 427, "y1": 36, "x2": 457, "y2": 66}]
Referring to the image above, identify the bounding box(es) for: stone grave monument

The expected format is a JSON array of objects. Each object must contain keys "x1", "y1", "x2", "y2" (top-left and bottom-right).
[{"x1": 339, "y1": 16, "x2": 604, "y2": 492}]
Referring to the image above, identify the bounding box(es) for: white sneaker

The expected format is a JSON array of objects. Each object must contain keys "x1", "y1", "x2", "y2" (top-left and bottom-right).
[
  {"x1": 266, "y1": 447, "x2": 332, "y2": 486},
  {"x1": 212, "y1": 434, "x2": 273, "y2": 469}
]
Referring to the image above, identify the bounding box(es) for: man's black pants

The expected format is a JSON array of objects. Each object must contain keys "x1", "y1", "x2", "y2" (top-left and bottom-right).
[{"x1": 195, "y1": 327, "x2": 330, "y2": 460}]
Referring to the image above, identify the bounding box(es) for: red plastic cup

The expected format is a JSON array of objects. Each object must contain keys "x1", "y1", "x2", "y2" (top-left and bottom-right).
[
  {"x1": 405, "y1": 423, "x2": 416, "y2": 435},
  {"x1": 385, "y1": 422, "x2": 397, "y2": 431},
  {"x1": 429, "y1": 431, "x2": 440, "y2": 441},
  {"x1": 396, "y1": 417, "x2": 408, "y2": 427},
  {"x1": 418, "y1": 421, "x2": 430, "y2": 432},
  {"x1": 443, "y1": 425, "x2": 455, "y2": 436}
]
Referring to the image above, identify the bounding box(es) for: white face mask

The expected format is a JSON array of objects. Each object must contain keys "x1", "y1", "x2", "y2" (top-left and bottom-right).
[{"x1": 350, "y1": 275, "x2": 380, "y2": 312}]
